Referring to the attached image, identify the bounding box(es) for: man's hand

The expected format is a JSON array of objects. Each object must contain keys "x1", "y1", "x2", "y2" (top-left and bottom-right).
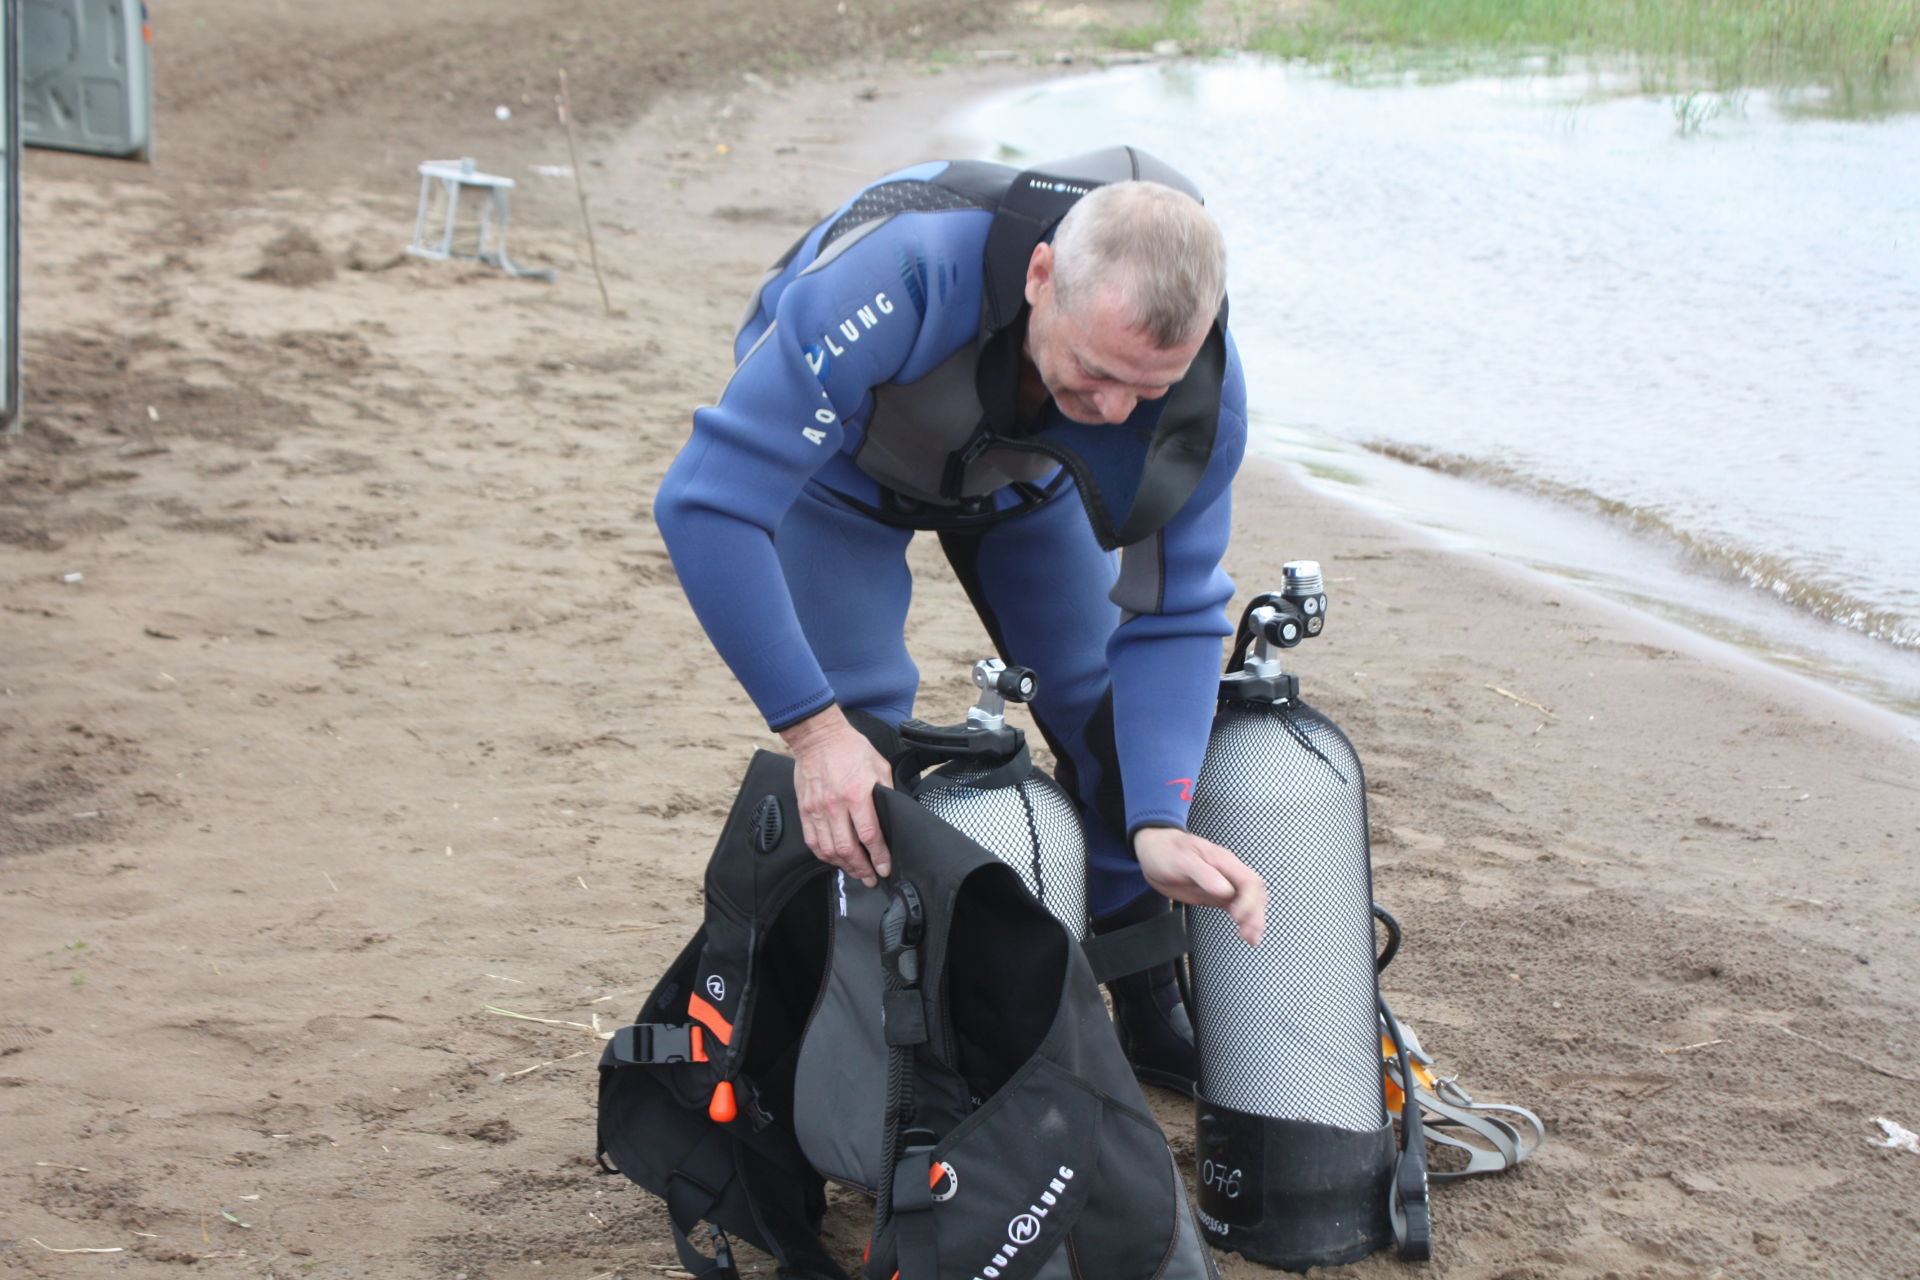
[
  {"x1": 1134, "y1": 827, "x2": 1267, "y2": 947},
  {"x1": 779, "y1": 706, "x2": 895, "y2": 887}
]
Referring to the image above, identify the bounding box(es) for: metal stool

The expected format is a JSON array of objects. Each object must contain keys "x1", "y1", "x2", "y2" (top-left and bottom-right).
[{"x1": 407, "y1": 158, "x2": 554, "y2": 280}]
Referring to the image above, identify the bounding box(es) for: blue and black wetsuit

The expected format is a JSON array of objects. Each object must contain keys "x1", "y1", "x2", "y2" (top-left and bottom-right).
[{"x1": 654, "y1": 147, "x2": 1247, "y2": 916}]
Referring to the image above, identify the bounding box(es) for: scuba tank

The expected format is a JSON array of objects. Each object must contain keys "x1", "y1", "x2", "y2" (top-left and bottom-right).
[
  {"x1": 1185, "y1": 563, "x2": 1431, "y2": 1270},
  {"x1": 893, "y1": 658, "x2": 1090, "y2": 940}
]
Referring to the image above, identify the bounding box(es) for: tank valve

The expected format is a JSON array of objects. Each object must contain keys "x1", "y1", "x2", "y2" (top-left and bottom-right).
[
  {"x1": 1221, "y1": 562, "x2": 1332, "y2": 703},
  {"x1": 1248, "y1": 560, "x2": 1329, "y2": 650},
  {"x1": 897, "y1": 658, "x2": 1033, "y2": 770}
]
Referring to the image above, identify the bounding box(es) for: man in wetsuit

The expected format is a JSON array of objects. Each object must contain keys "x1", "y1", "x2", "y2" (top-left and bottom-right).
[{"x1": 654, "y1": 147, "x2": 1266, "y2": 1090}]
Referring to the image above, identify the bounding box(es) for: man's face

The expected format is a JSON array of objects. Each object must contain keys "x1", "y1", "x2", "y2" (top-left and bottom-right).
[{"x1": 1023, "y1": 242, "x2": 1206, "y2": 425}]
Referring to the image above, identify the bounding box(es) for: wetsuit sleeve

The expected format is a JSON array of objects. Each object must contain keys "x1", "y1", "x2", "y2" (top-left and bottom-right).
[
  {"x1": 1106, "y1": 330, "x2": 1248, "y2": 838},
  {"x1": 652, "y1": 223, "x2": 936, "y2": 730}
]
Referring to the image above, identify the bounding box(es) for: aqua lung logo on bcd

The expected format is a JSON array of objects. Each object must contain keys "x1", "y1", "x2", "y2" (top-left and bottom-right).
[
  {"x1": 705, "y1": 974, "x2": 726, "y2": 1002},
  {"x1": 931, "y1": 1161, "x2": 958, "y2": 1202},
  {"x1": 968, "y1": 1165, "x2": 1074, "y2": 1280}
]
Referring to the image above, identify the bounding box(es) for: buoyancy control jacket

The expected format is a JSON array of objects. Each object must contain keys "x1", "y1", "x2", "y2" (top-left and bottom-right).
[
  {"x1": 719, "y1": 145, "x2": 1232, "y2": 551},
  {"x1": 597, "y1": 751, "x2": 1220, "y2": 1280}
]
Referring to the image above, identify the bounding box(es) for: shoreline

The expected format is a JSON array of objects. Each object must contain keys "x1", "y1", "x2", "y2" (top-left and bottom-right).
[
  {"x1": 5, "y1": 5, "x2": 1920, "y2": 1278},
  {"x1": 944, "y1": 53, "x2": 1920, "y2": 737},
  {"x1": 1247, "y1": 427, "x2": 1920, "y2": 743}
]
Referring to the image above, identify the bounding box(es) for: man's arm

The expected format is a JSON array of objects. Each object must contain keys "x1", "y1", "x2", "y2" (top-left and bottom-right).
[
  {"x1": 1135, "y1": 826, "x2": 1266, "y2": 946},
  {"x1": 1107, "y1": 330, "x2": 1265, "y2": 942},
  {"x1": 654, "y1": 208, "x2": 989, "y2": 876}
]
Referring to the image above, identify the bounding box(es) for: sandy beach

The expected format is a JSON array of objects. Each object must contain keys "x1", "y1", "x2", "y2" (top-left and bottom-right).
[{"x1": 4, "y1": 2, "x2": 1919, "y2": 1277}]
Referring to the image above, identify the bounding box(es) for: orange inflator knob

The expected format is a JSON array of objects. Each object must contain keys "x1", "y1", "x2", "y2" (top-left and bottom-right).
[{"x1": 708, "y1": 1081, "x2": 738, "y2": 1124}]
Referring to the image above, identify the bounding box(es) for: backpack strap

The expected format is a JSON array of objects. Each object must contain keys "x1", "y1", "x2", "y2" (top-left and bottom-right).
[
  {"x1": 661, "y1": 1130, "x2": 746, "y2": 1280},
  {"x1": 888, "y1": 1142, "x2": 939, "y2": 1280}
]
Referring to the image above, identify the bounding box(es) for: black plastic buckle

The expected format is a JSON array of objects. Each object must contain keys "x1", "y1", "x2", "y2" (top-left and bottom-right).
[
  {"x1": 708, "y1": 1224, "x2": 739, "y2": 1277},
  {"x1": 612, "y1": 1022, "x2": 699, "y2": 1065},
  {"x1": 881, "y1": 882, "x2": 926, "y2": 987}
]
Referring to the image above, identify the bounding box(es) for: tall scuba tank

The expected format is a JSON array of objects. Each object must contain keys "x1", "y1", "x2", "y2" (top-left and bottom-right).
[
  {"x1": 896, "y1": 659, "x2": 1089, "y2": 939},
  {"x1": 1186, "y1": 563, "x2": 1420, "y2": 1270}
]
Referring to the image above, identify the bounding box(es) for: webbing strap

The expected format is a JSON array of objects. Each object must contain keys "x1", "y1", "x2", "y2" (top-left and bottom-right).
[
  {"x1": 1379, "y1": 998, "x2": 1432, "y2": 1262},
  {"x1": 1418, "y1": 1082, "x2": 1546, "y2": 1178},
  {"x1": 664, "y1": 1144, "x2": 742, "y2": 1280},
  {"x1": 890, "y1": 1145, "x2": 939, "y2": 1280},
  {"x1": 668, "y1": 1220, "x2": 740, "y2": 1280},
  {"x1": 731, "y1": 1140, "x2": 854, "y2": 1280},
  {"x1": 1082, "y1": 908, "x2": 1189, "y2": 984}
]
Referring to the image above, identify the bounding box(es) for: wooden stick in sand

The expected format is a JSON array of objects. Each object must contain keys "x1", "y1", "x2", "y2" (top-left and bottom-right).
[{"x1": 558, "y1": 70, "x2": 615, "y2": 315}]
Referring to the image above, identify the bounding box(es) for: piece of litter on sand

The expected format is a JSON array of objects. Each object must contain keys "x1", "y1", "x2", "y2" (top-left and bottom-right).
[
  {"x1": 1486, "y1": 683, "x2": 1554, "y2": 716},
  {"x1": 31, "y1": 1240, "x2": 124, "y2": 1254},
  {"x1": 505, "y1": 1050, "x2": 588, "y2": 1078},
  {"x1": 1871, "y1": 1117, "x2": 1920, "y2": 1155},
  {"x1": 483, "y1": 1004, "x2": 608, "y2": 1037},
  {"x1": 1766, "y1": 1022, "x2": 1920, "y2": 1083}
]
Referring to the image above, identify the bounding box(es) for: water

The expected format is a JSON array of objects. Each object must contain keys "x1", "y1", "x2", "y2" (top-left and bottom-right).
[{"x1": 957, "y1": 59, "x2": 1920, "y2": 718}]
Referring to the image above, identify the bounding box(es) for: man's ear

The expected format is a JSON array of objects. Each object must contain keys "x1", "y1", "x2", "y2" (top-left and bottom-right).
[{"x1": 1024, "y1": 242, "x2": 1054, "y2": 309}]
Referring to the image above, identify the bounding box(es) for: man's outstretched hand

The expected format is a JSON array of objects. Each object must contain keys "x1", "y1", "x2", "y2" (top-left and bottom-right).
[
  {"x1": 1133, "y1": 827, "x2": 1267, "y2": 947},
  {"x1": 780, "y1": 706, "x2": 894, "y2": 887}
]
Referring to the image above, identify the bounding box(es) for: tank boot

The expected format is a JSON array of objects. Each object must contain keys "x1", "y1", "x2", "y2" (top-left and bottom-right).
[{"x1": 1093, "y1": 892, "x2": 1199, "y2": 1094}]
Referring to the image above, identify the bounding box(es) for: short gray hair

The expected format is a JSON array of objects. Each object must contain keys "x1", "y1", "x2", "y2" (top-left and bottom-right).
[{"x1": 1049, "y1": 180, "x2": 1226, "y2": 349}]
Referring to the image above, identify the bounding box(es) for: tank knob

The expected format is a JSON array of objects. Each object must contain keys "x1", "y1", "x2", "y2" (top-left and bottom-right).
[
  {"x1": 975, "y1": 658, "x2": 1037, "y2": 704},
  {"x1": 1253, "y1": 606, "x2": 1305, "y2": 648}
]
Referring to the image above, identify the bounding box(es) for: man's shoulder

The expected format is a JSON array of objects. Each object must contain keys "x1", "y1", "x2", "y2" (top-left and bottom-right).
[{"x1": 807, "y1": 160, "x2": 1008, "y2": 264}]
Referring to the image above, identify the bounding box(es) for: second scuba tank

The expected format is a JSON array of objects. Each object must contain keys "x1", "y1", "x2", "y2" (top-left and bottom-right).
[
  {"x1": 1186, "y1": 563, "x2": 1428, "y2": 1270},
  {"x1": 896, "y1": 659, "x2": 1089, "y2": 939}
]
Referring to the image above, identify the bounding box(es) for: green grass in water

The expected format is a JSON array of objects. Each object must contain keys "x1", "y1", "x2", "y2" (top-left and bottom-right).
[
  {"x1": 1105, "y1": 0, "x2": 1210, "y2": 49},
  {"x1": 1117, "y1": 0, "x2": 1920, "y2": 110}
]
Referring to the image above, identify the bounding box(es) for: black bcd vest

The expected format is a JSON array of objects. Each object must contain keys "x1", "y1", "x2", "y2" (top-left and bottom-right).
[{"x1": 597, "y1": 751, "x2": 1219, "y2": 1280}]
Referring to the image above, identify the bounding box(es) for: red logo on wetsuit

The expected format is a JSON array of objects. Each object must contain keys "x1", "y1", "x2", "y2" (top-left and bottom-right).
[{"x1": 1166, "y1": 778, "x2": 1194, "y2": 803}]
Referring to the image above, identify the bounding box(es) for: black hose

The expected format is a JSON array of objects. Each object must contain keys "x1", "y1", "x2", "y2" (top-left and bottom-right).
[{"x1": 1372, "y1": 904, "x2": 1402, "y2": 974}]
